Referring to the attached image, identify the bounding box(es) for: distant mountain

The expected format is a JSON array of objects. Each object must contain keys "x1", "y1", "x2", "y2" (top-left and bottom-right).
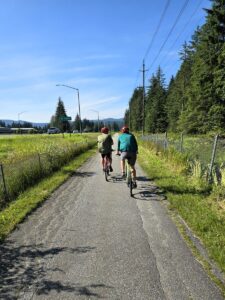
[
  {"x1": 92, "y1": 118, "x2": 124, "y2": 125},
  {"x1": 0, "y1": 117, "x2": 124, "y2": 128},
  {"x1": 0, "y1": 119, "x2": 49, "y2": 128}
]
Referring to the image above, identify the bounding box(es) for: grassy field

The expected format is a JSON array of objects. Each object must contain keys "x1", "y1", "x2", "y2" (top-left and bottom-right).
[
  {"x1": 0, "y1": 133, "x2": 98, "y2": 207},
  {"x1": 143, "y1": 133, "x2": 225, "y2": 184},
  {"x1": 138, "y1": 138, "x2": 225, "y2": 293},
  {"x1": 0, "y1": 133, "x2": 98, "y2": 164},
  {"x1": 0, "y1": 147, "x2": 96, "y2": 241}
]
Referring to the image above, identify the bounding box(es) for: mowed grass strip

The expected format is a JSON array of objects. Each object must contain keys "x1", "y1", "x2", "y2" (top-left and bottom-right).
[
  {"x1": 0, "y1": 147, "x2": 96, "y2": 241},
  {"x1": 138, "y1": 140, "x2": 225, "y2": 277}
]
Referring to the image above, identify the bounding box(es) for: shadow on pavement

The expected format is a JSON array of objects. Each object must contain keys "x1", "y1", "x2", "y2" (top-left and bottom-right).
[
  {"x1": 72, "y1": 171, "x2": 96, "y2": 177},
  {"x1": 35, "y1": 281, "x2": 113, "y2": 298},
  {"x1": 0, "y1": 241, "x2": 112, "y2": 298}
]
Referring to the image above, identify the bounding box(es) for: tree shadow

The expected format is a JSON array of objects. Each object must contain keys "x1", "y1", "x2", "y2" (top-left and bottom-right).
[
  {"x1": 36, "y1": 281, "x2": 113, "y2": 297},
  {"x1": 71, "y1": 171, "x2": 96, "y2": 177},
  {"x1": 0, "y1": 241, "x2": 112, "y2": 298}
]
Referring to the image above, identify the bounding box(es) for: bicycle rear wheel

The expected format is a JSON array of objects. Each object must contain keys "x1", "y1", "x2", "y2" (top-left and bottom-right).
[
  {"x1": 104, "y1": 158, "x2": 109, "y2": 181},
  {"x1": 105, "y1": 169, "x2": 108, "y2": 181},
  {"x1": 129, "y1": 179, "x2": 133, "y2": 197}
]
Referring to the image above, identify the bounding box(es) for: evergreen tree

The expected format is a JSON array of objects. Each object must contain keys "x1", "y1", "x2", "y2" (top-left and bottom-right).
[
  {"x1": 0, "y1": 120, "x2": 6, "y2": 127},
  {"x1": 145, "y1": 67, "x2": 167, "y2": 133},
  {"x1": 180, "y1": 0, "x2": 225, "y2": 133},
  {"x1": 129, "y1": 88, "x2": 143, "y2": 131},
  {"x1": 53, "y1": 97, "x2": 70, "y2": 132},
  {"x1": 124, "y1": 109, "x2": 129, "y2": 128},
  {"x1": 167, "y1": 42, "x2": 194, "y2": 132},
  {"x1": 73, "y1": 113, "x2": 81, "y2": 131}
]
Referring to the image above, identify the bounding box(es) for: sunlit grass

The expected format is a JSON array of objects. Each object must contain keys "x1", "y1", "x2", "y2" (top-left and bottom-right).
[
  {"x1": 0, "y1": 133, "x2": 97, "y2": 163},
  {"x1": 0, "y1": 147, "x2": 96, "y2": 241},
  {"x1": 138, "y1": 139, "x2": 225, "y2": 280},
  {"x1": 0, "y1": 133, "x2": 98, "y2": 207}
]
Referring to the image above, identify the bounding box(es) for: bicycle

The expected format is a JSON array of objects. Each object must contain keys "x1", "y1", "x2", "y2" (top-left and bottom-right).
[
  {"x1": 125, "y1": 159, "x2": 134, "y2": 197},
  {"x1": 103, "y1": 155, "x2": 111, "y2": 182},
  {"x1": 116, "y1": 153, "x2": 135, "y2": 197}
]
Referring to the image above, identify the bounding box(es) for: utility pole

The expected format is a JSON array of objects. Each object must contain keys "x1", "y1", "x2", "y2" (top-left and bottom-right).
[{"x1": 140, "y1": 60, "x2": 148, "y2": 136}]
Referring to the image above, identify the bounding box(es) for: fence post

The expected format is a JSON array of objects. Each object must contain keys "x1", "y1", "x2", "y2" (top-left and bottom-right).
[
  {"x1": 37, "y1": 153, "x2": 42, "y2": 174},
  {"x1": 0, "y1": 164, "x2": 9, "y2": 202},
  {"x1": 208, "y1": 134, "x2": 219, "y2": 184},
  {"x1": 180, "y1": 132, "x2": 184, "y2": 152},
  {"x1": 164, "y1": 132, "x2": 168, "y2": 150}
]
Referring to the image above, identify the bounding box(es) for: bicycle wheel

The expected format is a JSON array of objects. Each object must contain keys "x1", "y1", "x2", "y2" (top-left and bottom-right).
[
  {"x1": 104, "y1": 158, "x2": 109, "y2": 181},
  {"x1": 126, "y1": 165, "x2": 130, "y2": 186},
  {"x1": 129, "y1": 179, "x2": 133, "y2": 197},
  {"x1": 105, "y1": 169, "x2": 108, "y2": 181}
]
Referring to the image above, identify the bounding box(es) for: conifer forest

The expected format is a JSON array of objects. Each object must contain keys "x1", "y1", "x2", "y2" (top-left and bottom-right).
[{"x1": 125, "y1": 0, "x2": 225, "y2": 134}]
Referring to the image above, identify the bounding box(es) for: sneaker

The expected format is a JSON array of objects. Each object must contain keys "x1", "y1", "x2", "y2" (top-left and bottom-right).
[
  {"x1": 110, "y1": 166, "x2": 113, "y2": 172},
  {"x1": 133, "y1": 181, "x2": 137, "y2": 188}
]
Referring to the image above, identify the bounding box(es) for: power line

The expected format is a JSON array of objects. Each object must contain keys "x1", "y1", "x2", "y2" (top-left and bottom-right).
[
  {"x1": 148, "y1": 0, "x2": 190, "y2": 71},
  {"x1": 132, "y1": 0, "x2": 170, "y2": 93},
  {"x1": 158, "y1": 0, "x2": 204, "y2": 67},
  {"x1": 143, "y1": 0, "x2": 171, "y2": 61}
]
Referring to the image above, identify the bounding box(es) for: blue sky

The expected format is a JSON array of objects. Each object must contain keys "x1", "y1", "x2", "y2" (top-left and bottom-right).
[{"x1": 0, "y1": 0, "x2": 211, "y2": 123}]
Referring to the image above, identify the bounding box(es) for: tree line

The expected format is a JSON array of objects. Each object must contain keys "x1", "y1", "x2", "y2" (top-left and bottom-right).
[
  {"x1": 125, "y1": 0, "x2": 225, "y2": 134},
  {"x1": 50, "y1": 97, "x2": 121, "y2": 132}
]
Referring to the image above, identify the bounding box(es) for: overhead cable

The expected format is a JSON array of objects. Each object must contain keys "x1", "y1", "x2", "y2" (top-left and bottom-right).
[
  {"x1": 148, "y1": 0, "x2": 190, "y2": 71},
  {"x1": 158, "y1": 0, "x2": 204, "y2": 66},
  {"x1": 143, "y1": 0, "x2": 171, "y2": 61}
]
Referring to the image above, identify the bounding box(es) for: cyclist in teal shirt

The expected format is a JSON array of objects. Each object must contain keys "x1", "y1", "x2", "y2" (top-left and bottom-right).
[{"x1": 116, "y1": 126, "x2": 138, "y2": 187}]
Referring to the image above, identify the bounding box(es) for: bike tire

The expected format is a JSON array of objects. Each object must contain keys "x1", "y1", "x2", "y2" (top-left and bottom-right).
[
  {"x1": 130, "y1": 180, "x2": 133, "y2": 197},
  {"x1": 105, "y1": 169, "x2": 108, "y2": 181}
]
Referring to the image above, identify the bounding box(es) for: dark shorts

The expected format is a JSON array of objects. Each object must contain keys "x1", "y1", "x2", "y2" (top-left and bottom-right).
[
  {"x1": 120, "y1": 152, "x2": 137, "y2": 166},
  {"x1": 101, "y1": 152, "x2": 111, "y2": 159}
]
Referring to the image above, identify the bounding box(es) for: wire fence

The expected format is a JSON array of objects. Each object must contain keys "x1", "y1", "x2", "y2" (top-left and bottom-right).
[
  {"x1": 0, "y1": 141, "x2": 95, "y2": 209},
  {"x1": 142, "y1": 133, "x2": 225, "y2": 184}
]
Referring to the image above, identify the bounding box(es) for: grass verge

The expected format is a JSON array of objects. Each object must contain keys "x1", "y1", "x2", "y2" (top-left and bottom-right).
[
  {"x1": 138, "y1": 140, "x2": 225, "y2": 294},
  {"x1": 0, "y1": 147, "x2": 96, "y2": 241}
]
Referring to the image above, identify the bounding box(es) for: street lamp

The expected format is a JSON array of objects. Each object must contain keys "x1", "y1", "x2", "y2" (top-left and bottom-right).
[
  {"x1": 56, "y1": 84, "x2": 82, "y2": 134},
  {"x1": 90, "y1": 109, "x2": 100, "y2": 132},
  {"x1": 18, "y1": 111, "x2": 27, "y2": 128}
]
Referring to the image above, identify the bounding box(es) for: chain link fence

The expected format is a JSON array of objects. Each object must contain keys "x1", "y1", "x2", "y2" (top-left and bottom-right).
[
  {"x1": 0, "y1": 141, "x2": 95, "y2": 209},
  {"x1": 142, "y1": 133, "x2": 225, "y2": 184}
]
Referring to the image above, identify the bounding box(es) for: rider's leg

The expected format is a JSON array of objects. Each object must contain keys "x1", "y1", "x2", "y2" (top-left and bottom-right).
[
  {"x1": 108, "y1": 153, "x2": 113, "y2": 172},
  {"x1": 130, "y1": 165, "x2": 136, "y2": 179},
  {"x1": 129, "y1": 152, "x2": 137, "y2": 187},
  {"x1": 101, "y1": 154, "x2": 105, "y2": 170},
  {"x1": 121, "y1": 159, "x2": 125, "y2": 174},
  {"x1": 120, "y1": 152, "x2": 127, "y2": 176}
]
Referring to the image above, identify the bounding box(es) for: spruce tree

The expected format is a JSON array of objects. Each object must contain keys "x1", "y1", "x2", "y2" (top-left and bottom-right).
[
  {"x1": 145, "y1": 67, "x2": 167, "y2": 133},
  {"x1": 181, "y1": 0, "x2": 225, "y2": 133},
  {"x1": 54, "y1": 97, "x2": 70, "y2": 132}
]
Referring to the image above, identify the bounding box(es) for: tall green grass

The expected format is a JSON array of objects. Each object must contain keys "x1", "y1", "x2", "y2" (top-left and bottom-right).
[
  {"x1": 138, "y1": 139, "x2": 225, "y2": 279},
  {"x1": 0, "y1": 134, "x2": 97, "y2": 208}
]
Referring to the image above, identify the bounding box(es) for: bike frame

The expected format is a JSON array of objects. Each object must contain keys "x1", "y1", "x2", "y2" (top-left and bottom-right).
[
  {"x1": 125, "y1": 159, "x2": 133, "y2": 197},
  {"x1": 103, "y1": 156, "x2": 110, "y2": 181}
]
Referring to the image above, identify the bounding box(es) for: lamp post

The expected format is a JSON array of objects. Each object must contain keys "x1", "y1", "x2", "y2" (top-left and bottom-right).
[
  {"x1": 90, "y1": 109, "x2": 100, "y2": 132},
  {"x1": 56, "y1": 84, "x2": 82, "y2": 134},
  {"x1": 18, "y1": 111, "x2": 27, "y2": 128}
]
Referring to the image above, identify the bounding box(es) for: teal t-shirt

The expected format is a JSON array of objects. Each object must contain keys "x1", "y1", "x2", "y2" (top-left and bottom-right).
[{"x1": 117, "y1": 133, "x2": 138, "y2": 152}]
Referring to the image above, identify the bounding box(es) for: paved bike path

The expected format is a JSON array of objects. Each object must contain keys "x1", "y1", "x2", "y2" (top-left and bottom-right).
[{"x1": 0, "y1": 148, "x2": 223, "y2": 299}]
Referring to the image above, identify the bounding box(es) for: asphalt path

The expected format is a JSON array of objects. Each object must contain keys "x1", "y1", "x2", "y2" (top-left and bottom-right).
[{"x1": 0, "y1": 138, "x2": 224, "y2": 299}]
